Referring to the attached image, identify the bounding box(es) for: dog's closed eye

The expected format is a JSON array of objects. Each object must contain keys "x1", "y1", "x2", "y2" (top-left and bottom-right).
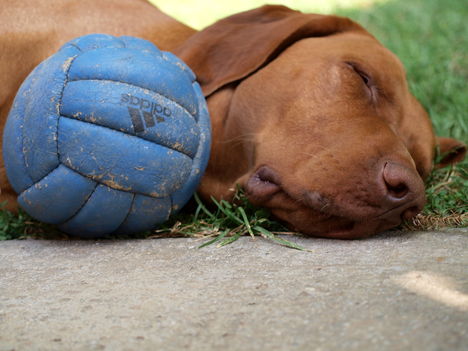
[{"x1": 345, "y1": 61, "x2": 373, "y2": 88}]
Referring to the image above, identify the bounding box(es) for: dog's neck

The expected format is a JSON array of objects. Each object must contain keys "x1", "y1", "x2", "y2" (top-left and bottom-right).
[{"x1": 195, "y1": 86, "x2": 251, "y2": 201}]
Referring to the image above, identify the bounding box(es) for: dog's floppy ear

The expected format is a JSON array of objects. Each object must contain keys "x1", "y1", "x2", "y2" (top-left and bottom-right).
[
  {"x1": 175, "y1": 5, "x2": 367, "y2": 96},
  {"x1": 435, "y1": 137, "x2": 467, "y2": 168}
]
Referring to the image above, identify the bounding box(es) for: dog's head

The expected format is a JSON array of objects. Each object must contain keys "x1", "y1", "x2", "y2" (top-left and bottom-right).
[{"x1": 177, "y1": 5, "x2": 466, "y2": 238}]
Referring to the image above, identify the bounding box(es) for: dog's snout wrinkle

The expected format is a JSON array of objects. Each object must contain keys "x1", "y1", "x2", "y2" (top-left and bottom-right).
[{"x1": 303, "y1": 191, "x2": 331, "y2": 212}]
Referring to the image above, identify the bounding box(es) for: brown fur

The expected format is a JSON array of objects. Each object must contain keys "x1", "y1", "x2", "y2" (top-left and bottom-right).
[{"x1": 0, "y1": 1, "x2": 465, "y2": 238}]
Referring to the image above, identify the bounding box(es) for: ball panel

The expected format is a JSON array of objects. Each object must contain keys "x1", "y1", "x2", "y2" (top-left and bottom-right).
[
  {"x1": 59, "y1": 184, "x2": 134, "y2": 238},
  {"x1": 3, "y1": 72, "x2": 35, "y2": 193},
  {"x1": 62, "y1": 33, "x2": 125, "y2": 53},
  {"x1": 67, "y1": 48, "x2": 199, "y2": 117},
  {"x1": 60, "y1": 80, "x2": 200, "y2": 158},
  {"x1": 20, "y1": 44, "x2": 81, "y2": 183},
  {"x1": 17, "y1": 164, "x2": 96, "y2": 224},
  {"x1": 22, "y1": 114, "x2": 60, "y2": 183},
  {"x1": 114, "y1": 194, "x2": 171, "y2": 234},
  {"x1": 58, "y1": 117, "x2": 192, "y2": 197},
  {"x1": 161, "y1": 52, "x2": 196, "y2": 83},
  {"x1": 171, "y1": 82, "x2": 212, "y2": 211}
]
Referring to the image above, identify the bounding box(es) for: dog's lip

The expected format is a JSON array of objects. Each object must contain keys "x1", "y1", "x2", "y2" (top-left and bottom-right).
[
  {"x1": 299, "y1": 216, "x2": 358, "y2": 239},
  {"x1": 246, "y1": 186, "x2": 366, "y2": 238},
  {"x1": 288, "y1": 212, "x2": 377, "y2": 239},
  {"x1": 248, "y1": 184, "x2": 388, "y2": 239},
  {"x1": 284, "y1": 195, "x2": 405, "y2": 239}
]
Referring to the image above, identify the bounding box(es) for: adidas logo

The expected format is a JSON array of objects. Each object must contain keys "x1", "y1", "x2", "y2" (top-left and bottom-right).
[{"x1": 120, "y1": 93, "x2": 172, "y2": 133}]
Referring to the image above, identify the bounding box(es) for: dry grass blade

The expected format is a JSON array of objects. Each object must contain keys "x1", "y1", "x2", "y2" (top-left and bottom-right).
[{"x1": 403, "y1": 213, "x2": 467, "y2": 231}]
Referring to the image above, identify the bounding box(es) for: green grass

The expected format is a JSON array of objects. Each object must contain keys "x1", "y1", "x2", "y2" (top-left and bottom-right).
[
  {"x1": 0, "y1": 204, "x2": 62, "y2": 240},
  {"x1": 0, "y1": 0, "x2": 466, "y2": 243}
]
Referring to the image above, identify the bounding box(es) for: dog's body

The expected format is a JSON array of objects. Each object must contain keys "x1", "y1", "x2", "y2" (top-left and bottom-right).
[{"x1": 0, "y1": 0, "x2": 465, "y2": 238}]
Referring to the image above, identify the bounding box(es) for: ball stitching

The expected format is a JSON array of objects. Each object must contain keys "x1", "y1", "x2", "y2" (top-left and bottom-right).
[{"x1": 61, "y1": 181, "x2": 99, "y2": 225}]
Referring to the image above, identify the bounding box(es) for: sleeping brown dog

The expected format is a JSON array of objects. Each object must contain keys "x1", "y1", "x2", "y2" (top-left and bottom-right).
[{"x1": 0, "y1": 0, "x2": 465, "y2": 238}]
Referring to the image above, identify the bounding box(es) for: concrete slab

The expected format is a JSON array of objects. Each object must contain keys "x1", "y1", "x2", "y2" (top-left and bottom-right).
[{"x1": 0, "y1": 229, "x2": 467, "y2": 351}]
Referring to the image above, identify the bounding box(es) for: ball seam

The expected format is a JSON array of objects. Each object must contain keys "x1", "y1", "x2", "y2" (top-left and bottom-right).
[
  {"x1": 59, "y1": 181, "x2": 99, "y2": 226},
  {"x1": 68, "y1": 43, "x2": 83, "y2": 53},
  {"x1": 112, "y1": 193, "x2": 136, "y2": 234},
  {"x1": 57, "y1": 52, "x2": 80, "y2": 170},
  {"x1": 16, "y1": 80, "x2": 34, "y2": 190}
]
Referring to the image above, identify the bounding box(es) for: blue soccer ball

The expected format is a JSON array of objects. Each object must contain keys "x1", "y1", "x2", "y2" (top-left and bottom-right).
[{"x1": 3, "y1": 34, "x2": 211, "y2": 238}]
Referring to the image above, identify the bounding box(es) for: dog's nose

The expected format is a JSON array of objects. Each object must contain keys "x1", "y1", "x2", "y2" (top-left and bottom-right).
[{"x1": 381, "y1": 161, "x2": 426, "y2": 221}]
